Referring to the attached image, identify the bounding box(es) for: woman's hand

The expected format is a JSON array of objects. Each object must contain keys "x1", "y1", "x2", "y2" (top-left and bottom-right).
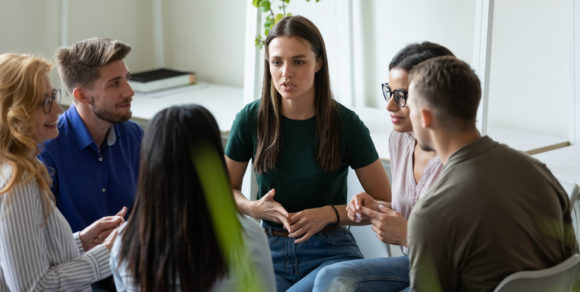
[
  {"x1": 359, "y1": 203, "x2": 408, "y2": 246},
  {"x1": 287, "y1": 206, "x2": 336, "y2": 244},
  {"x1": 347, "y1": 192, "x2": 384, "y2": 223},
  {"x1": 79, "y1": 207, "x2": 127, "y2": 251},
  {"x1": 250, "y1": 189, "x2": 291, "y2": 231}
]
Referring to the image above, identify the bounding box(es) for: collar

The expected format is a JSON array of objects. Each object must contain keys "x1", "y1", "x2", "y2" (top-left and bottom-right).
[
  {"x1": 66, "y1": 105, "x2": 119, "y2": 150},
  {"x1": 444, "y1": 136, "x2": 496, "y2": 169}
]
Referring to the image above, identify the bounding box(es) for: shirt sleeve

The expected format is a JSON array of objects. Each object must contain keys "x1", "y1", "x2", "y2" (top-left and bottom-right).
[
  {"x1": 407, "y1": 206, "x2": 448, "y2": 292},
  {"x1": 110, "y1": 230, "x2": 129, "y2": 292},
  {"x1": 225, "y1": 104, "x2": 254, "y2": 162},
  {"x1": 342, "y1": 107, "x2": 379, "y2": 169},
  {"x1": 73, "y1": 232, "x2": 86, "y2": 254},
  {"x1": 0, "y1": 180, "x2": 111, "y2": 291}
]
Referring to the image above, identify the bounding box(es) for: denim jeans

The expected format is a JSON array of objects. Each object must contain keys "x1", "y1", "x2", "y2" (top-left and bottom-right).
[
  {"x1": 312, "y1": 256, "x2": 410, "y2": 292},
  {"x1": 265, "y1": 226, "x2": 363, "y2": 292}
]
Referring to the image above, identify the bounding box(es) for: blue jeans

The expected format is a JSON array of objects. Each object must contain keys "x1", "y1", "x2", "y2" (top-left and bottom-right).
[
  {"x1": 265, "y1": 226, "x2": 363, "y2": 292},
  {"x1": 313, "y1": 256, "x2": 410, "y2": 292}
]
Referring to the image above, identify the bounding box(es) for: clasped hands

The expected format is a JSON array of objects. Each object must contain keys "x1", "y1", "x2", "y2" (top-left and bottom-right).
[
  {"x1": 79, "y1": 206, "x2": 127, "y2": 251},
  {"x1": 251, "y1": 189, "x2": 336, "y2": 244},
  {"x1": 346, "y1": 192, "x2": 408, "y2": 247}
]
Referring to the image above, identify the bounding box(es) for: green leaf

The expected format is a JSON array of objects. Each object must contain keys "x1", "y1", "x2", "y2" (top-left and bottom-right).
[
  {"x1": 260, "y1": 0, "x2": 270, "y2": 12},
  {"x1": 252, "y1": 0, "x2": 260, "y2": 8},
  {"x1": 283, "y1": 0, "x2": 290, "y2": 3}
]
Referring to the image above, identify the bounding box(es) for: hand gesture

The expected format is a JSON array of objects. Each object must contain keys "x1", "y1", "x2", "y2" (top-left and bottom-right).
[
  {"x1": 251, "y1": 189, "x2": 291, "y2": 231},
  {"x1": 347, "y1": 192, "x2": 383, "y2": 223},
  {"x1": 79, "y1": 207, "x2": 127, "y2": 251},
  {"x1": 359, "y1": 203, "x2": 408, "y2": 246},
  {"x1": 288, "y1": 206, "x2": 335, "y2": 244}
]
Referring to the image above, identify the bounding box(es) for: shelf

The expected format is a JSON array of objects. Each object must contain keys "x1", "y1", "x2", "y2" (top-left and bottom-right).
[
  {"x1": 130, "y1": 82, "x2": 243, "y2": 134},
  {"x1": 532, "y1": 144, "x2": 580, "y2": 185}
]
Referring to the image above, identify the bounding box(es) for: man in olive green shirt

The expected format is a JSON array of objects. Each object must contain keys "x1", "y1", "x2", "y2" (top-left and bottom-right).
[{"x1": 406, "y1": 56, "x2": 578, "y2": 291}]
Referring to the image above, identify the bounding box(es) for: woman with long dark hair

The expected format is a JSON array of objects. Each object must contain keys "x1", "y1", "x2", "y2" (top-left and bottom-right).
[
  {"x1": 110, "y1": 104, "x2": 275, "y2": 292},
  {"x1": 225, "y1": 15, "x2": 391, "y2": 291}
]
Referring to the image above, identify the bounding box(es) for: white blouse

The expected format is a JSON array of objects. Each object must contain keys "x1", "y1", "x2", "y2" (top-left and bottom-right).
[{"x1": 0, "y1": 163, "x2": 111, "y2": 292}]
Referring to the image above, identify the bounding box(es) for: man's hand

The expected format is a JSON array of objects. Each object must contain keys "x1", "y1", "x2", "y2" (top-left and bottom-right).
[
  {"x1": 359, "y1": 203, "x2": 408, "y2": 246},
  {"x1": 79, "y1": 207, "x2": 127, "y2": 251}
]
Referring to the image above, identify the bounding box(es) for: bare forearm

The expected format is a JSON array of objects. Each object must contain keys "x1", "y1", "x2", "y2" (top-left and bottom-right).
[{"x1": 233, "y1": 189, "x2": 255, "y2": 217}]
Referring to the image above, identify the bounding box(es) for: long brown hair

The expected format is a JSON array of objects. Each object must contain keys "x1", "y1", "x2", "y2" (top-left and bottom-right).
[
  {"x1": 0, "y1": 53, "x2": 54, "y2": 220},
  {"x1": 118, "y1": 105, "x2": 229, "y2": 292},
  {"x1": 254, "y1": 15, "x2": 341, "y2": 173}
]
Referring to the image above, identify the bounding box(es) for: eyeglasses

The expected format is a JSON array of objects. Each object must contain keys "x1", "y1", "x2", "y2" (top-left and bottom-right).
[
  {"x1": 381, "y1": 83, "x2": 408, "y2": 107},
  {"x1": 41, "y1": 88, "x2": 61, "y2": 114}
]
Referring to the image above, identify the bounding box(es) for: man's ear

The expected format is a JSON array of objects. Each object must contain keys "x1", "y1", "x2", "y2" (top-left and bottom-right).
[
  {"x1": 72, "y1": 87, "x2": 89, "y2": 104},
  {"x1": 420, "y1": 108, "x2": 434, "y2": 128}
]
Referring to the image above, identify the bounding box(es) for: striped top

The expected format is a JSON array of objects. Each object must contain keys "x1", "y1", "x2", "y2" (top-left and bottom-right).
[{"x1": 0, "y1": 162, "x2": 111, "y2": 292}]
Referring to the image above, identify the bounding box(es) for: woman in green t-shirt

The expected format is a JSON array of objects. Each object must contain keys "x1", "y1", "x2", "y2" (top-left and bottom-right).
[{"x1": 225, "y1": 15, "x2": 391, "y2": 291}]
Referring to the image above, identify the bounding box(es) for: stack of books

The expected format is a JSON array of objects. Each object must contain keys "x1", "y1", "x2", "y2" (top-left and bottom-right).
[{"x1": 129, "y1": 68, "x2": 196, "y2": 93}]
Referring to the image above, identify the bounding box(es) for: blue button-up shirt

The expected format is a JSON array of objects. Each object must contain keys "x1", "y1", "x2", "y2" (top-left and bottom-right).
[{"x1": 39, "y1": 106, "x2": 143, "y2": 232}]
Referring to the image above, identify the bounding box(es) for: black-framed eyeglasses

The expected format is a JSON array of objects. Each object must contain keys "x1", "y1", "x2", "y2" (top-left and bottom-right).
[
  {"x1": 381, "y1": 83, "x2": 408, "y2": 107},
  {"x1": 41, "y1": 88, "x2": 61, "y2": 114}
]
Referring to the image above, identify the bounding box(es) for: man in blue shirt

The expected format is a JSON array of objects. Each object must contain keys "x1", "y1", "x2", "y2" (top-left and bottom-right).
[{"x1": 39, "y1": 37, "x2": 143, "y2": 291}]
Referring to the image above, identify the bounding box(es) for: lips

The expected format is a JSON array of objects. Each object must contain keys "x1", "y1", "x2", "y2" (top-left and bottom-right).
[
  {"x1": 281, "y1": 81, "x2": 295, "y2": 90},
  {"x1": 390, "y1": 115, "x2": 405, "y2": 124},
  {"x1": 44, "y1": 121, "x2": 58, "y2": 127}
]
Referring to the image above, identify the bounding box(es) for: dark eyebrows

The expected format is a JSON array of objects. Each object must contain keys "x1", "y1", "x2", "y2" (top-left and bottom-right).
[{"x1": 270, "y1": 54, "x2": 308, "y2": 60}]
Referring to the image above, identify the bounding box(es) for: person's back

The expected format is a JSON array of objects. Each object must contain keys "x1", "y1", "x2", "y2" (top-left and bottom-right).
[
  {"x1": 408, "y1": 137, "x2": 577, "y2": 291},
  {"x1": 405, "y1": 56, "x2": 578, "y2": 291},
  {"x1": 110, "y1": 105, "x2": 275, "y2": 292}
]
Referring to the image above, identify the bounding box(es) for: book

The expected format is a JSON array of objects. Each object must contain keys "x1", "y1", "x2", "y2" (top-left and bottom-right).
[{"x1": 129, "y1": 68, "x2": 196, "y2": 93}]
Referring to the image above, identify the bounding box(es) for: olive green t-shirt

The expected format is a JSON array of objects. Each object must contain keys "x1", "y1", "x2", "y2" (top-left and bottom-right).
[
  {"x1": 225, "y1": 100, "x2": 378, "y2": 226},
  {"x1": 408, "y1": 136, "x2": 578, "y2": 291}
]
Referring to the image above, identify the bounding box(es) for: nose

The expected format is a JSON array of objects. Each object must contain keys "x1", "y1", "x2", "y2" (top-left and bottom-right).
[
  {"x1": 282, "y1": 63, "x2": 293, "y2": 78},
  {"x1": 385, "y1": 94, "x2": 399, "y2": 112},
  {"x1": 50, "y1": 100, "x2": 63, "y2": 115},
  {"x1": 123, "y1": 79, "x2": 135, "y2": 98}
]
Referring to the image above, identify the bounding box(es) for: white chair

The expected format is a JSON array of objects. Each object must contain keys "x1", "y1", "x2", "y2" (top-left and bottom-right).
[
  {"x1": 558, "y1": 179, "x2": 580, "y2": 243},
  {"x1": 493, "y1": 253, "x2": 580, "y2": 292}
]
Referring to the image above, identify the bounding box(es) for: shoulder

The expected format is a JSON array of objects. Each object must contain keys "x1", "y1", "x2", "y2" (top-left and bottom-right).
[
  {"x1": 237, "y1": 99, "x2": 261, "y2": 118},
  {"x1": 335, "y1": 102, "x2": 367, "y2": 132},
  {"x1": 0, "y1": 165, "x2": 45, "y2": 210},
  {"x1": 231, "y1": 100, "x2": 261, "y2": 131},
  {"x1": 335, "y1": 102, "x2": 359, "y2": 121}
]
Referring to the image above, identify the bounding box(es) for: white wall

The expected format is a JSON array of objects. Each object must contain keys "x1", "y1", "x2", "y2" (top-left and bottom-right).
[
  {"x1": 162, "y1": 0, "x2": 247, "y2": 88},
  {"x1": 66, "y1": 0, "x2": 156, "y2": 73},
  {"x1": 0, "y1": 0, "x2": 61, "y2": 83},
  {"x1": 488, "y1": 0, "x2": 572, "y2": 139},
  {"x1": 361, "y1": 0, "x2": 476, "y2": 108}
]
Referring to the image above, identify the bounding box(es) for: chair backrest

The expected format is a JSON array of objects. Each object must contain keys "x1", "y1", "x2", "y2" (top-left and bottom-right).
[{"x1": 493, "y1": 254, "x2": 580, "y2": 292}]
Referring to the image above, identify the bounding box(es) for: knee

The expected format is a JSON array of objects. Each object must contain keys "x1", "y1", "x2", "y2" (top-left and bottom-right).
[{"x1": 313, "y1": 262, "x2": 355, "y2": 292}]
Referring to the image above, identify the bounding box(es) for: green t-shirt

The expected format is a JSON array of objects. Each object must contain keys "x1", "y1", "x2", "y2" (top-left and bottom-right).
[{"x1": 225, "y1": 99, "x2": 378, "y2": 225}]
